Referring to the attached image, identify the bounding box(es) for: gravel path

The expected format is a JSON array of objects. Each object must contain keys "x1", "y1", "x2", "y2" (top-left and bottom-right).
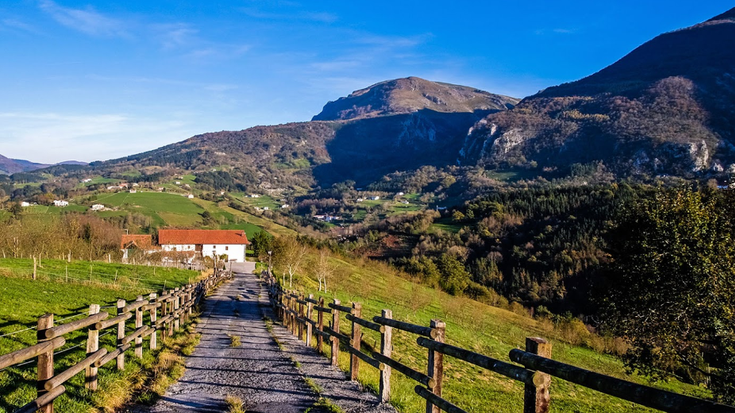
[{"x1": 133, "y1": 263, "x2": 396, "y2": 413}]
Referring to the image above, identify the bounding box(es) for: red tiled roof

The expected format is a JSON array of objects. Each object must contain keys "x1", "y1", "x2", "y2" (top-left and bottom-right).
[
  {"x1": 121, "y1": 234, "x2": 153, "y2": 249},
  {"x1": 158, "y1": 229, "x2": 250, "y2": 245}
]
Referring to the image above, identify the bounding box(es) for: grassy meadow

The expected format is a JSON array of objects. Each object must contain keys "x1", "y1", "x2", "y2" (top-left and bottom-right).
[
  {"x1": 277, "y1": 253, "x2": 709, "y2": 413},
  {"x1": 0, "y1": 259, "x2": 200, "y2": 412}
]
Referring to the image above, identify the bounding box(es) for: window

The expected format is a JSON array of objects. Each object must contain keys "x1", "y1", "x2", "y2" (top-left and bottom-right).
[{"x1": 225, "y1": 246, "x2": 229, "y2": 251}]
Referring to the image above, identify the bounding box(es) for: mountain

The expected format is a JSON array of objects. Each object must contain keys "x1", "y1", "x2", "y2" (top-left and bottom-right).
[
  {"x1": 313, "y1": 77, "x2": 518, "y2": 121},
  {"x1": 0, "y1": 154, "x2": 50, "y2": 175},
  {"x1": 460, "y1": 8, "x2": 735, "y2": 177},
  {"x1": 92, "y1": 77, "x2": 519, "y2": 189}
]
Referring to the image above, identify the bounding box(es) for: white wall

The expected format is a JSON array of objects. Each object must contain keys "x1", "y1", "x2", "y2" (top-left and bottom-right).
[{"x1": 203, "y1": 243, "x2": 246, "y2": 262}]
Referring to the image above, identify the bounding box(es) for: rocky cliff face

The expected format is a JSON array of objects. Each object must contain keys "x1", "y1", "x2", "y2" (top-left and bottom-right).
[{"x1": 460, "y1": 8, "x2": 735, "y2": 177}]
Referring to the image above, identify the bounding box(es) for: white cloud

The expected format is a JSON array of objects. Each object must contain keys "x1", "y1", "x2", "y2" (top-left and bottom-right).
[
  {"x1": 0, "y1": 112, "x2": 189, "y2": 163},
  {"x1": 38, "y1": 0, "x2": 129, "y2": 37}
]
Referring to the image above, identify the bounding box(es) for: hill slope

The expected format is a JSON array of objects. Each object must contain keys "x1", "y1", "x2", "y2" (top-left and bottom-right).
[
  {"x1": 460, "y1": 7, "x2": 735, "y2": 177},
  {"x1": 90, "y1": 78, "x2": 519, "y2": 189},
  {"x1": 0, "y1": 154, "x2": 50, "y2": 175}
]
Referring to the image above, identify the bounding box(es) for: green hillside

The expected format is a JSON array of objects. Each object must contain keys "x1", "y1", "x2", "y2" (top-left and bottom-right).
[{"x1": 281, "y1": 251, "x2": 708, "y2": 413}]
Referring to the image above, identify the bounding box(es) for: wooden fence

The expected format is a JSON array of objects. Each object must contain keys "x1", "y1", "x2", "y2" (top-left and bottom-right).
[
  {"x1": 0, "y1": 271, "x2": 232, "y2": 413},
  {"x1": 263, "y1": 271, "x2": 735, "y2": 413}
]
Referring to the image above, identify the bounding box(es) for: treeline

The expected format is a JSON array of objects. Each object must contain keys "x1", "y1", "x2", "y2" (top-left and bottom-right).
[
  {"x1": 344, "y1": 183, "x2": 653, "y2": 314},
  {"x1": 0, "y1": 213, "x2": 124, "y2": 261}
]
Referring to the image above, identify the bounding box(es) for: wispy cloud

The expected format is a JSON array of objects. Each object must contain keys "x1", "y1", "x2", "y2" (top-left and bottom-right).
[
  {"x1": 152, "y1": 23, "x2": 199, "y2": 49},
  {"x1": 535, "y1": 28, "x2": 578, "y2": 35},
  {"x1": 0, "y1": 18, "x2": 39, "y2": 34},
  {"x1": 240, "y1": 7, "x2": 338, "y2": 23},
  {"x1": 38, "y1": 0, "x2": 129, "y2": 37}
]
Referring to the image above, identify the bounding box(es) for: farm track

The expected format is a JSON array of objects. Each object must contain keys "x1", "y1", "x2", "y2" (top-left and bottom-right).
[{"x1": 132, "y1": 263, "x2": 395, "y2": 413}]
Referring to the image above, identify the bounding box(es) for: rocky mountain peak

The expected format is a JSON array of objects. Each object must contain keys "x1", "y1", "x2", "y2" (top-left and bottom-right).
[{"x1": 312, "y1": 77, "x2": 519, "y2": 121}]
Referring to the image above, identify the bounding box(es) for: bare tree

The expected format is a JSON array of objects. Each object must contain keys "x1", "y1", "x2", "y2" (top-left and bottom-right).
[
  {"x1": 277, "y1": 236, "x2": 307, "y2": 288},
  {"x1": 313, "y1": 249, "x2": 335, "y2": 293}
]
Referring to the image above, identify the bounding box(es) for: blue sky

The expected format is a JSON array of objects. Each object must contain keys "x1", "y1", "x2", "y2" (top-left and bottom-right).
[{"x1": 1, "y1": 1, "x2": 732, "y2": 164}]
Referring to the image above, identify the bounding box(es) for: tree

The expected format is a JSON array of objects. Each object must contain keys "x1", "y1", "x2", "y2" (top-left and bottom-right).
[
  {"x1": 437, "y1": 254, "x2": 471, "y2": 295},
  {"x1": 251, "y1": 230, "x2": 273, "y2": 261},
  {"x1": 313, "y1": 249, "x2": 335, "y2": 293},
  {"x1": 600, "y1": 187, "x2": 735, "y2": 403},
  {"x1": 275, "y1": 236, "x2": 307, "y2": 288}
]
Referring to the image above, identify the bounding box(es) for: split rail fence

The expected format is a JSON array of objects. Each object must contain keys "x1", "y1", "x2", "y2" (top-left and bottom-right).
[
  {"x1": 0, "y1": 271, "x2": 232, "y2": 413},
  {"x1": 264, "y1": 271, "x2": 735, "y2": 413}
]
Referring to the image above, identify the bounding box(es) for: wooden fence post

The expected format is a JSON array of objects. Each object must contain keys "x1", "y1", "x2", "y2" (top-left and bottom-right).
[
  {"x1": 160, "y1": 292, "x2": 168, "y2": 341},
  {"x1": 298, "y1": 293, "x2": 305, "y2": 341},
  {"x1": 317, "y1": 297, "x2": 325, "y2": 354},
  {"x1": 149, "y1": 293, "x2": 157, "y2": 350},
  {"x1": 85, "y1": 304, "x2": 100, "y2": 390},
  {"x1": 33, "y1": 256, "x2": 37, "y2": 280},
  {"x1": 116, "y1": 299, "x2": 126, "y2": 370},
  {"x1": 426, "y1": 319, "x2": 445, "y2": 413},
  {"x1": 135, "y1": 295, "x2": 144, "y2": 359},
  {"x1": 37, "y1": 313, "x2": 54, "y2": 413},
  {"x1": 173, "y1": 288, "x2": 181, "y2": 331},
  {"x1": 306, "y1": 294, "x2": 314, "y2": 347},
  {"x1": 379, "y1": 309, "x2": 393, "y2": 403},
  {"x1": 524, "y1": 337, "x2": 552, "y2": 413},
  {"x1": 331, "y1": 299, "x2": 340, "y2": 367},
  {"x1": 350, "y1": 302, "x2": 362, "y2": 381},
  {"x1": 168, "y1": 295, "x2": 174, "y2": 337},
  {"x1": 290, "y1": 294, "x2": 297, "y2": 336}
]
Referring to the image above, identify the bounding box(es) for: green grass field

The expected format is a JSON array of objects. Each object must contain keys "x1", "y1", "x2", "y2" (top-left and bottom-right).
[
  {"x1": 0, "y1": 259, "x2": 199, "y2": 412},
  {"x1": 282, "y1": 253, "x2": 709, "y2": 413}
]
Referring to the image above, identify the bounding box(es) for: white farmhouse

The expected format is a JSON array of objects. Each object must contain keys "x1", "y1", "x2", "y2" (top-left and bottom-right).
[
  {"x1": 20, "y1": 201, "x2": 31, "y2": 207},
  {"x1": 158, "y1": 229, "x2": 250, "y2": 263},
  {"x1": 91, "y1": 204, "x2": 105, "y2": 211},
  {"x1": 53, "y1": 200, "x2": 69, "y2": 207}
]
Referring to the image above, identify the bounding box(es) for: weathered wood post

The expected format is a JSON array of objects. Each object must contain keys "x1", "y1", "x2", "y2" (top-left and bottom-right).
[
  {"x1": 187, "y1": 286, "x2": 193, "y2": 317},
  {"x1": 350, "y1": 302, "x2": 362, "y2": 381},
  {"x1": 523, "y1": 337, "x2": 552, "y2": 413},
  {"x1": 317, "y1": 297, "x2": 325, "y2": 354},
  {"x1": 379, "y1": 309, "x2": 393, "y2": 403},
  {"x1": 85, "y1": 304, "x2": 100, "y2": 390},
  {"x1": 160, "y1": 292, "x2": 168, "y2": 341},
  {"x1": 37, "y1": 313, "x2": 54, "y2": 413},
  {"x1": 290, "y1": 293, "x2": 297, "y2": 336},
  {"x1": 298, "y1": 293, "x2": 305, "y2": 341},
  {"x1": 331, "y1": 299, "x2": 341, "y2": 367},
  {"x1": 306, "y1": 294, "x2": 314, "y2": 347},
  {"x1": 135, "y1": 295, "x2": 144, "y2": 359},
  {"x1": 116, "y1": 299, "x2": 126, "y2": 370},
  {"x1": 173, "y1": 288, "x2": 181, "y2": 331},
  {"x1": 426, "y1": 320, "x2": 445, "y2": 413},
  {"x1": 33, "y1": 256, "x2": 37, "y2": 280},
  {"x1": 149, "y1": 293, "x2": 157, "y2": 350}
]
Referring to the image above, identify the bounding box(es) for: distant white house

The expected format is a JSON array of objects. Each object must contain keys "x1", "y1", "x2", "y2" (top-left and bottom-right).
[
  {"x1": 369, "y1": 196, "x2": 380, "y2": 201},
  {"x1": 158, "y1": 229, "x2": 250, "y2": 263},
  {"x1": 175, "y1": 181, "x2": 181, "y2": 185},
  {"x1": 397, "y1": 192, "x2": 405, "y2": 196},
  {"x1": 129, "y1": 190, "x2": 137, "y2": 193},
  {"x1": 91, "y1": 204, "x2": 105, "y2": 211},
  {"x1": 250, "y1": 194, "x2": 260, "y2": 198},
  {"x1": 262, "y1": 206, "x2": 269, "y2": 211},
  {"x1": 187, "y1": 194, "x2": 194, "y2": 199},
  {"x1": 82, "y1": 179, "x2": 92, "y2": 183},
  {"x1": 281, "y1": 204, "x2": 289, "y2": 209},
  {"x1": 107, "y1": 186, "x2": 119, "y2": 191},
  {"x1": 20, "y1": 201, "x2": 30, "y2": 207},
  {"x1": 356, "y1": 198, "x2": 364, "y2": 202},
  {"x1": 53, "y1": 200, "x2": 69, "y2": 207}
]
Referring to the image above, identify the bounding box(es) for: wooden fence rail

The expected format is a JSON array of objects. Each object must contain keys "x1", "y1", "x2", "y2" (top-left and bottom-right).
[
  {"x1": 0, "y1": 270, "x2": 232, "y2": 413},
  {"x1": 263, "y1": 270, "x2": 735, "y2": 413}
]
